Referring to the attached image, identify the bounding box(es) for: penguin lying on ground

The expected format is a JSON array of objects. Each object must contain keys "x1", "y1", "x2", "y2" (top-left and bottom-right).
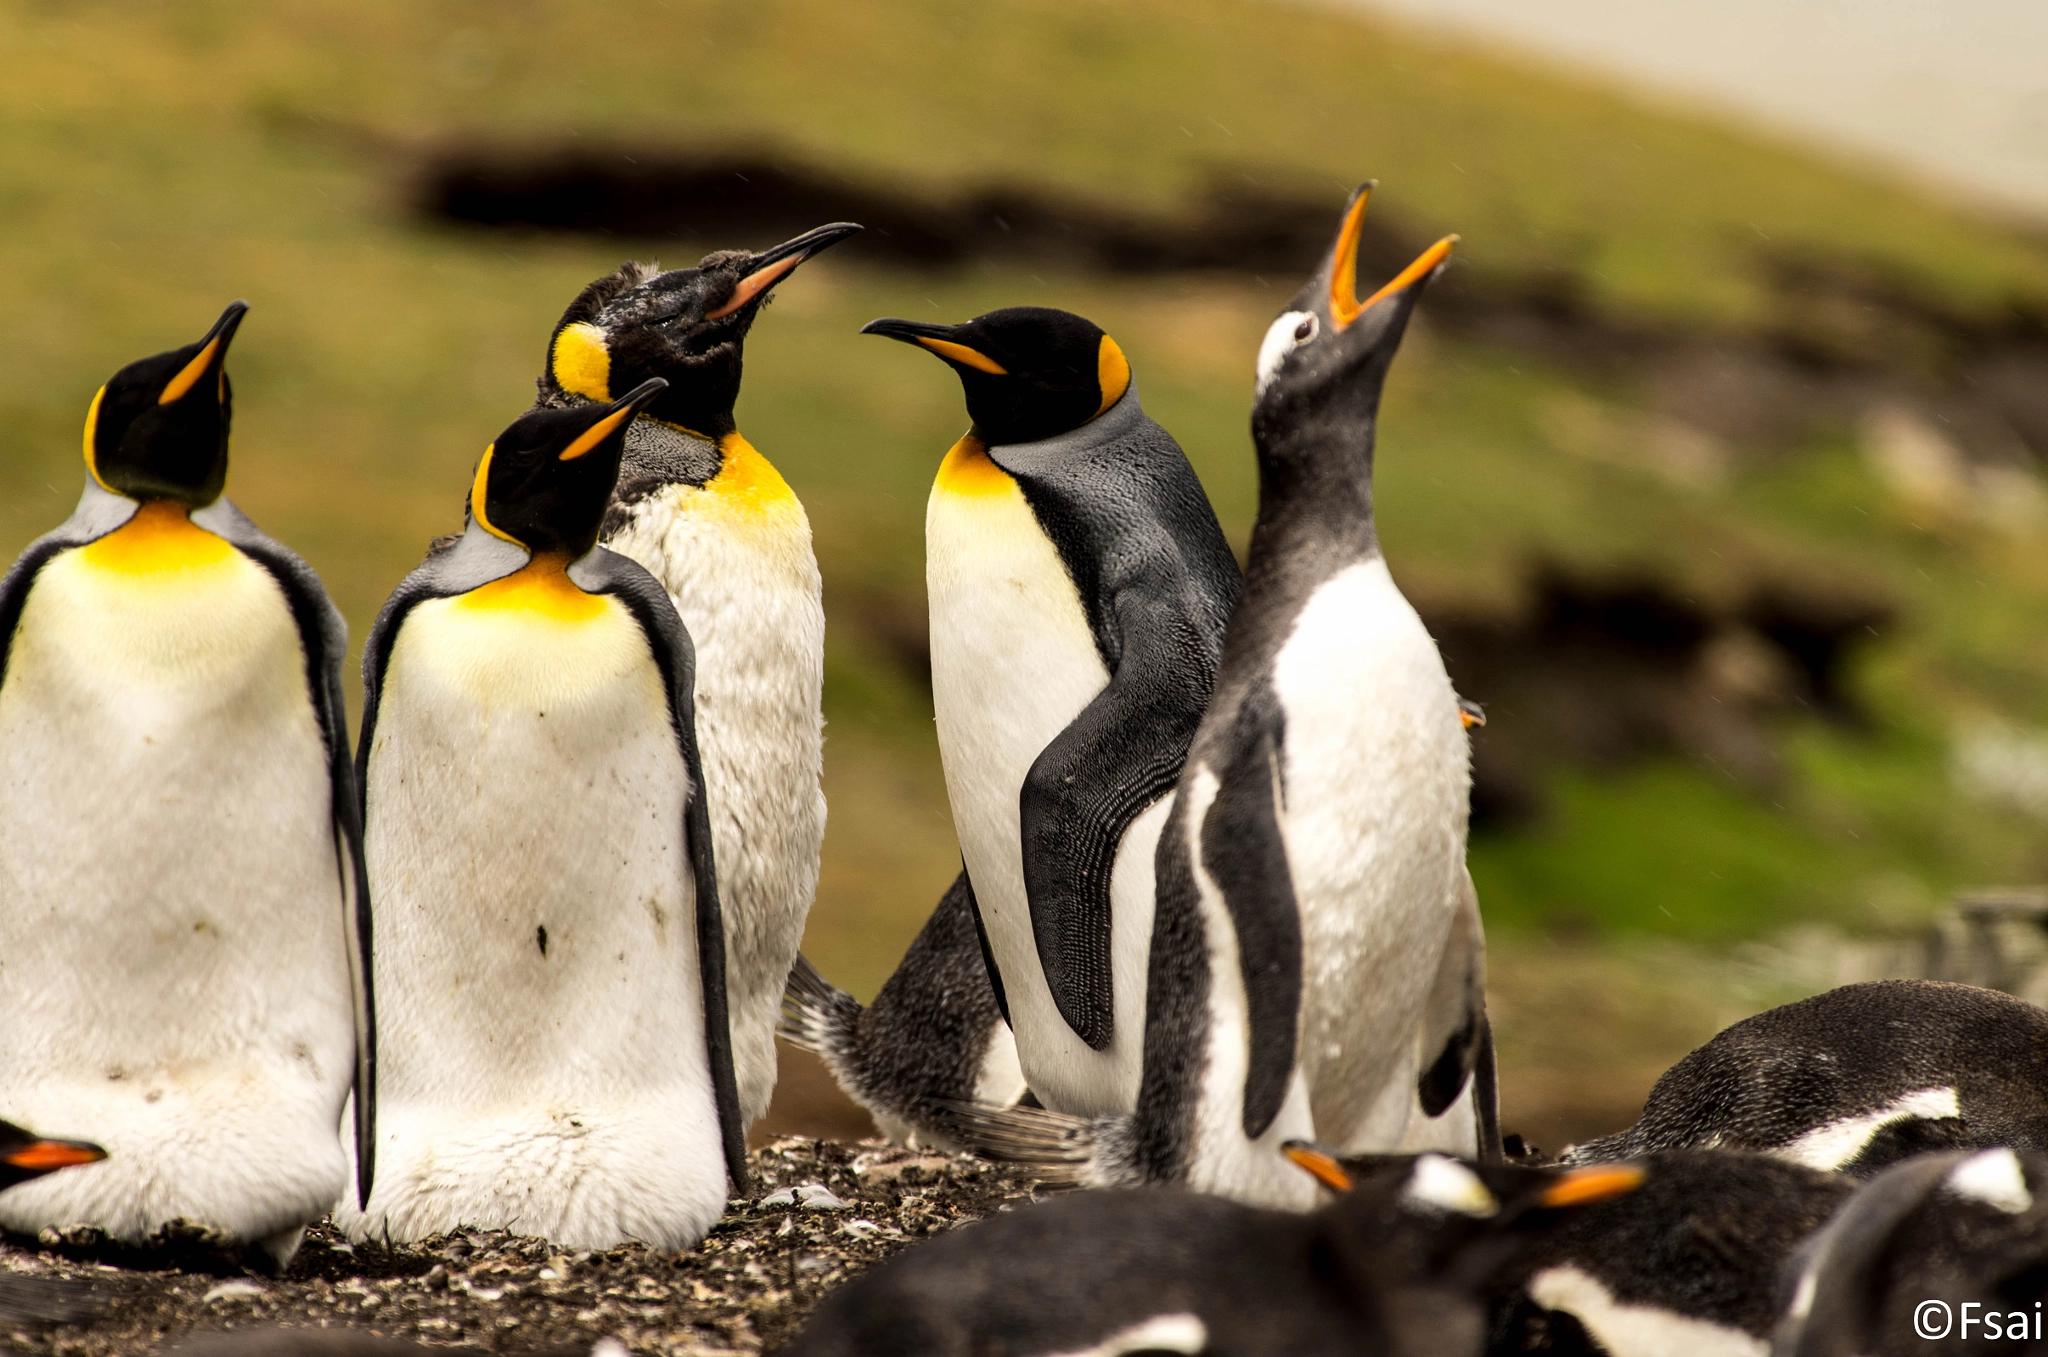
[
  {"x1": 782, "y1": 304, "x2": 1243, "y2": 1145},
  {"x1": 949, "y1": 186, "x2": 1492, "y2": 1207},
  {"x1": 1291, "y1": 1141, "x2": 1852, "y2": 1357},
  {"x1": 338, "y1": 379, "x2": 745, "y2": 1250},
  {"x1": 1774, "y1": 1147, "x2": 2048, "y2": 1355},
  {"x1": 0, "y1": 304, "x2": 372, "y2": 1270},
  {"x1": 535, "y1": 223, "x2": 859, "y2": 1133},
  {"x1": 1563, "y1": 980, "x2": 2048, "y2": 1177},
  {"x1": 781, "y1": 1153, "x2": 1644, "y2": 1357}
]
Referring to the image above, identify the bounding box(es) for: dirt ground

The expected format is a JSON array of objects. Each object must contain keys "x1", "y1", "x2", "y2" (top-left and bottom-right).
[{"x1": 1, "y1": 1137, "x2": 1040, "y2": 1357}]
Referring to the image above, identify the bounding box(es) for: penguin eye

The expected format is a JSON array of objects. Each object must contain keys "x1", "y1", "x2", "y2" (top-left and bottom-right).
[{"x1": 1255, "y1": 310, "x2": 1319, "y2": 397}]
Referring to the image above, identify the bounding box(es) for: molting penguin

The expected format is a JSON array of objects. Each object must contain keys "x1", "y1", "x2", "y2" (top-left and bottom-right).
[
  {"x1": 340, "y1": 378, "x2": 746, "y2": 1250},
  {"x1": 0, "y1": 304, "x2": 372, "y2": 1269},
  {"x1": 536, "y1": 223, "x2": 858, "y2": 1131},
  {"x1": 955, "y1": 188, "x2": 1489, "y2": 1206},
  {"x1": 780, "y1": 1152, "x2": 1643, "y2": 1357},
  {"x1": 1774, "y1": 1147, "x2": 2048, "y2": 1355},
  {"x1": 1563, "y1": 980, "x2": 2048, "y2": 1177},
  {"x1": 805, "y1": 305, "x2": 1242, "y2": 1135}
]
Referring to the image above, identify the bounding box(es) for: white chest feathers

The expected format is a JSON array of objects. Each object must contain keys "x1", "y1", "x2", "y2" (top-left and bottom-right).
[
  {"x1": 603, "y1": 426, "x2": 825, "y2": 1128},
  {"x1": 0, "y1": 505, "x2": 353, "y2": 1255},
  {"x1": 1270, "y1": 556, "x2": 1473, "y2": 1145},
  {"x1": 351, "y1": 561, "x2": 725, "y2": 1250}
]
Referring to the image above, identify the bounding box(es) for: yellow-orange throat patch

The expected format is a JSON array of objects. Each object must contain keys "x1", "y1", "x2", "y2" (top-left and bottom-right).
[
  {"x1": 708, "y1": 432, "x2": 799, "y2": 515},
  {"x1": 931, "y1": 434, "x2": 1014, "y2": 498},
  {"x1": 456, "y1": 553, "x2": 608, "y2": 623},
  {"x1": 77, "y1": 501, "x2": 236, "y2": 574}
]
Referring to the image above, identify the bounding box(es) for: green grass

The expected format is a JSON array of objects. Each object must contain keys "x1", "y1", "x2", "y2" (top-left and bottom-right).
[{"x1": 6, "y1": 0, "x2": 2048, "y2": 998}]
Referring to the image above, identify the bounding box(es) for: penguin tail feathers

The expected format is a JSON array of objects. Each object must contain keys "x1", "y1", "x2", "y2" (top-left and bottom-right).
[
  {"x1": 938, "y1": 1099, "x2": 1125, "y2": 1190},
  {"x1": 779, "y1": 953, "x2": 864, "y2": 1068}
]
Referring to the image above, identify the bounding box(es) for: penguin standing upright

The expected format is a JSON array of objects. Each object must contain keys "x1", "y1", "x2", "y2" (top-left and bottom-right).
[
  {"x1": 0, "y1": 304, "x2": 372, "y2": 1269},
  {"x1": 799, "y1": 306, "x2": 1241, "y2": 1132},
  {"x1": 956, "y1": 188, "x2": 1489, "y2": 1207},
  {"x1": 533, "y1": 223, "x2": 857, "y2": 1130},
  {"x1": 1564, "y1": 980, "x2": 2048, "y2": 1176},
  {"x1": 340, "y1": 379, "x2": 745, "y2": 1249}
]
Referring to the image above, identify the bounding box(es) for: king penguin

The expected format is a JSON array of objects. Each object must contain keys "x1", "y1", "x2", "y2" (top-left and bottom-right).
[
  {"x1": 0, "y1": 303, "x2": 372, "y2": 1269},
  {"x1": 339, "y1": 379, "x2": 746, "y2": 1250},
  {"x1": 955, "y1": 187, "x2": 1493, "y2": 1208},
  {"x1": 794, "y1": 305, "x2": 1242, "y2": 1136},
  {"x1": 534, "y1": 222, "x2": 857, "y2": 1132}
]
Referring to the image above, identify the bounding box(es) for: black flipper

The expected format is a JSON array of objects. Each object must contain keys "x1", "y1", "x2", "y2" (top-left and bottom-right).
[
  {"x1": 1194, "y1": 682, "x2": 1304, "y2": 1141},
  {"x1": 996, "y1": 385, "x2": 1241, "y2": 1052},
  {"x1": 1414, "y1": 870, "x2": 1490, "y2": 1144},
  {"x1": 780, "y1": 871, "x2": 1017, "y2": 1148},
  {"x1": 359, "y1": 523, "x2": 747, "y2": 1195},
  {"x1": 193, "y1": 498, "x2": 376, "y2": 1206}
]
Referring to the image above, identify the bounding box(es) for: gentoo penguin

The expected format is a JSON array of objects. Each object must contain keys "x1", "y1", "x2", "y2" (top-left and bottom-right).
[
  {"x1": 534, "y1": 222, "x2": 858, "y2": 1132},
  {"x1": 953, "y1": 187, "x2": 1488, "y2": 1207},
  {"x1": 0, "y1": 303, "x2": 372, "y2": 1269},
  {"x1": 781, "y1": 1153, "x2": 1643, "y2": 1357},
  {"x1": 340, "y1": 379, "x2": 745, "y2": 1250},
  {"x1": 1564, "y1": 980, "x2": 2048, "y2": 1177},
  {"x1": 1774, "y1": 1147, "x2": 2048, "y2": 1355},
  {"x1": 0, "y1": 1118, "x2": 106, "y2": 1192},
  {"x1": 826, "y1": 304, "x2": 1242, "y2": 1130},
  {"x1": 780, "y1": 872, "x2": 1024, "y2": 1149}
]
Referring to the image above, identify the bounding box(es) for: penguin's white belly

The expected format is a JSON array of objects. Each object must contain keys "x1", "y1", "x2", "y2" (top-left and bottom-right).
[
  {"x1": 928, "y1": 478, "x2": 1158, "y2": 1117},
  {"x1": 0, "y1": 538, "x2": 352, "y2": 1249},
  {"x1": 606, "y1": 468, "x2": 825, "y2": 1129},
  {"x1": 1270, "y1": 557, "x2": 1470, "y2": 1146},
  {"x1": 350, "y1": 588, "x2": 722, "y2": 1250}
]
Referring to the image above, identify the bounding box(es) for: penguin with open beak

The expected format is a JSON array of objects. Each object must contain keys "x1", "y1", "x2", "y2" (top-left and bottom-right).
[
  {"x1": 780, "y1": 1153, "x2": 1643, "y2": 1357},
  {"x1": 341, "y1": 379, "x2": 746, "y2": 1250},
  {"x1": 0, "y1": 303, "x2": 372, "y2": 1270},
  {"x1": 782, "y1": 304, "x2": 1243, "y2": 1147},
  {"x1": 537, "y1": 222, "x2": 856, "y2": 1134},
  {"x1": 950, "y1": 186, "x2": 1493, "y2": 1207}
]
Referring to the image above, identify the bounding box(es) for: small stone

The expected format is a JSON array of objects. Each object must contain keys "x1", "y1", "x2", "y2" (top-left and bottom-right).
[
  {"x1": 202, "y1": 1279, "x2": 267, "y2": 1304},
  {"x1": 839, "y1": 1220, "x2": 881, "y2": 1240},
  {"x1": 795, "y1": 1184, "x2": 850, "y2": 1211},
  {"x1": 423, "y1": 1264, "x2": 450, "y2": 1290}
]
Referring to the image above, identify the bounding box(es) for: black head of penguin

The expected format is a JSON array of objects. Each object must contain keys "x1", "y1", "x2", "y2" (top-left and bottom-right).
[
  {"x1": 859, "y1": 307, "x2": 1132, "y2": 446},
  {"x1": 541, "y1": 222, "x2": 861, "y2": 448},
  {"x1": 84, "y1": 301, "x2": 248, "y2": 507},
  {"x1": 0, "y1": 1118, "x2": 107, "y2": 1194},
  {"x1": 1250, "y1": 184, "x2": 1453, "y2": 492},
  {"x1": 471, "y1": 379, "x2": 667, "y2": 557}
]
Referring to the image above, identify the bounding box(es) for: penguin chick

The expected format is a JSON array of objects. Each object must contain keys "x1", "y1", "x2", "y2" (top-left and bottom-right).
[
  {"x1": 341, "y1": 379, "x2": 747, "y2": 1251},
  {"x1": 803, "y1": 304, "x2": 1239, "y2": 1142},
  {"x1": 1774, "y1": 1147, "x2": 2048, "y2": 1356},
  {"x1": 781, "y1": 1154, "x2": 1644, "y2": 1357},
  {"x1": 1563, "y1": 980, "x2": 2048, "y2": 1177},
  {"x1": 0, "y1": 303, "x2": 372, "y2": 1270},
  {"x1": 950, "y1": 187, "x2": 1486, "y2": 1208},
  {"x1": 537, "y1": 222, "x2": 858, "y2": 1132}
]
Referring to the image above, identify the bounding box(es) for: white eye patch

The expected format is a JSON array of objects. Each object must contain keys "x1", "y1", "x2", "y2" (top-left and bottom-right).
[
  {"x1": 1404, "y1": 1153, "x2": 1499, "y2": 1217},
  {"x1": 1255, "y1": 310, "x2": 1318, "y2": 396},
  {"x1": 1948, "y1": 1147, "x2": 2034, "y2": 1215}
]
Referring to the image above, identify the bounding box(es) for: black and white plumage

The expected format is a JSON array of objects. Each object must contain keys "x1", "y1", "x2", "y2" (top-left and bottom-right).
[
  {"x1": 780, "y1": 1154, "x2": 1643, "y2": 1357},
  {"x1": 538, "y1": 223, "x2": 858, "y2": 1132},
  {"x1": 798, "y1": 308, "x2": 1240, "y2": 1143},
  {"x1": 337, "y1": 381, "x2": 745, "y2": 1250},
  {"x1": 1774, "y1": 1147, "x2": 2048, "y2": 1355},
  {"x1": 951, "y1": 186, "x2": 1490, "y2": 1206},
  {"x1": 1564, "y1": 980, "x2": 2048, "y2": 1177},
  {"x1": 0, "y1": 304, "x2": 372, "y2": 1269}
]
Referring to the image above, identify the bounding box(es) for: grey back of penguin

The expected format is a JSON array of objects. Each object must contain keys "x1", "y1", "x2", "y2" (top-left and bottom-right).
[{"x1": 1565, "y1": 981, "x2": 2048, "y2": 1176}]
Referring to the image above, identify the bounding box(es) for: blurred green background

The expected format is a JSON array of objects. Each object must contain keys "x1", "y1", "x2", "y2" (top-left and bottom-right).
[{"x1": 9, "y1": 0, "x2": 2048, "y2": 1148}]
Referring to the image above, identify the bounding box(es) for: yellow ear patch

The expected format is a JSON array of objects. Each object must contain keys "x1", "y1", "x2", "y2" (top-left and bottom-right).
[
  {"x1": 932, "y1": 433, "x2": 1014, "y2": 498},
  {"x1": 917, "y1": 337, "x2": 1007, "y2": 375},
  {"x1": 158, "y1": 333, "x2": 224, "y2": 406},
  {"x1": 469, "y1": 443, "x2": 519, "y2": 545},
  {"x1": 81, "y1": 386, "x2": 109, "y2": 492},
  {"x1": 552, "y1": 323, "x2": 613, "y2": 402},
  {"x1": 560, "y1": 405, "x2": 635, "y2": 462},
  {"x1": 1095, "y1": 335, "x2": 1131, "y2": 416}
]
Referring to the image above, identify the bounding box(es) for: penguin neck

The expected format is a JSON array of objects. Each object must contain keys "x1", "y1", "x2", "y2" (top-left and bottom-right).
[
  {"x1": 622, "y1": 415, "x2": 725, "y2": 489},
  {"x1": 1247, "y1": 418, "x2": 1380, "y2": 569}
]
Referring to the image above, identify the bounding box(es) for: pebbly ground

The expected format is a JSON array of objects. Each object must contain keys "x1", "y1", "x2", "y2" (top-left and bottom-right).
[{"x1": 0, "y1": 1139, "x2": 1043, "y2": 1357}]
